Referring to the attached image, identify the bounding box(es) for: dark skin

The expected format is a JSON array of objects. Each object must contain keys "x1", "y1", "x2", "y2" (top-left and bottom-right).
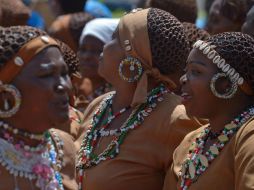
[
  {"x1": 2, "y1": 47, "x2": 72, "y2": 145},
  {"x1": 0, "y1": 46, "x2": 78, "y2": 189},
  {"x1": 206, "y1": 0, "x2": 242, "y2": 34},
  {"x1": 77, "y1": 35, "x2": 106, "y2": 94},
  {"x1": 180, "y1": 48, "x2": 253, "y2": 135}
]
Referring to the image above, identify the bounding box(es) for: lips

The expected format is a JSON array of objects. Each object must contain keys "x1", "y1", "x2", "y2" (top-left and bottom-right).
[
  {"x1": 54, "y1": 97, "x2": 70, "y2": 110},
  {"x1": 181, "y1": 92, "x2": 192, "y2": 104}
]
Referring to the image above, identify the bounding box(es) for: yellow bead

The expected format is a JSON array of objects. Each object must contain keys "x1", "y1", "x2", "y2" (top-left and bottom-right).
[
  {"x1": 218, "y1": 135, "x2": 229, "y2": 143},
  {"x1": 199, "y1": 154, "x2": 208, "y2": 167},
  {"x1": 225, "y1": 123, "x2": 237, "y2": 130},
  {"x1": 210, "y1": 146, "x2": 219, "y2": 155}
]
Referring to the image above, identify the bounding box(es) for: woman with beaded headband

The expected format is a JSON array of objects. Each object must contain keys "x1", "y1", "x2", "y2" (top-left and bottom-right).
[
  {"x1": 75, "y1": 8, "x2": 205, "y2": 190},
  {"x1": 0, "y1": 25, "x2": 78, "y2": 190},
  {"x1": 164, "y1": 32, "x2": 254, "y2": 190}
]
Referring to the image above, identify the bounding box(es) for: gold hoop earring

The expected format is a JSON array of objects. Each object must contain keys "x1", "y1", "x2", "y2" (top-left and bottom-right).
[
  {"x1": 210, "y1": 73, "x2": 238, "y2": 99},
  {"x1": 0, "y1": 83, "x2": 21, "y2": 118},
  {"x1": 118, "y1": 56, "x2": 143, "y2": 83}
]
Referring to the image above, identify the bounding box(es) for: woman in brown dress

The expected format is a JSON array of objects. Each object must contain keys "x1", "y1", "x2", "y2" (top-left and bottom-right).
[
  {"x1": 165, "y1": 32, "x2": 254, "y2": 189},
  {"x1": 0, "y1": 25, "x2": 77, "y2": 190},
  {"x1": 75, "y1": 8, "x2": 204, "y2": 190}
]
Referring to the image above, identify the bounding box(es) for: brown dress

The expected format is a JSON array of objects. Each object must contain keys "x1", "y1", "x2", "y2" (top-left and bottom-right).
[
  {"x1": 164, "y1": 117, "x2": 254, "y2": 190},
  {"x1": 75, "y1": 92, "x2": 205, "y2": 190}
]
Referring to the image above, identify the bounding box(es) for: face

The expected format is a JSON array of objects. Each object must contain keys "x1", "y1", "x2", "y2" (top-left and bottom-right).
[
  {"x1": 99, "y1": 29, "x2": 126, "y2": 84},
  {"x1": 241, "y1": 7, "x2": 254, "y2": 37},
  {"x1": 78, "y1": 35, "x2": 104, "y2": 79},
  {"x1": 206, "y1": 0, "x2": 241, "y2": 34},
  {"x1": 12, "y1": 47, "x2": 72, "y2": 132},
  {"x1": 180, "y1": 49, "x2": 220, "y2": 118}
]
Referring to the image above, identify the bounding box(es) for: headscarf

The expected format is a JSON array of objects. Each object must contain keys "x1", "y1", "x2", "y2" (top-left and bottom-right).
[
  {"x1": 118, "y1": 8, "x2": 189, "y2": 106},
  {"x1": 79, "y1": 18, "x2": 120, "y2": 45}
]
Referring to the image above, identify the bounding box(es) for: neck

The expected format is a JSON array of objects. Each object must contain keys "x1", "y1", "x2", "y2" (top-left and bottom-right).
[
  {"x1": 91, "y1": 77, "x2": 106, "y2": 91},
  {"x1": 0, "y1": 118, "x2": 47, "y2": 147},
  {"x1": 209, "y1": 96, "x2": 253, "y2": 133}
]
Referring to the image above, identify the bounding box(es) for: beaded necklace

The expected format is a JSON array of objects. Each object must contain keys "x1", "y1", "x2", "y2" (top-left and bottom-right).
[
  {"x1": 77, "y1": 84, "x2": 169, "y2": 190},
  {"x1": 0, "y1": 122, "x2": 64, "y2": 190},
  {"x1": 179, "y1": 106, "x2": 254, "y2": 190}
]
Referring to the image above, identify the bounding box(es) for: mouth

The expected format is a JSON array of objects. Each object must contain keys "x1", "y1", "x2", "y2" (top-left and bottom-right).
[
  {"x1": 55, "y1": 98, "x2": 70, "y2": 110},
  {"x1": 181, "y1": 92, "x2": 192, "y2": 103}
]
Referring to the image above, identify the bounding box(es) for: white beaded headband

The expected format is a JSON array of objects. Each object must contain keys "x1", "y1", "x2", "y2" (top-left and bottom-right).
[{"x1": 193, "y1": 40, "x2": 244, "y2": 85}]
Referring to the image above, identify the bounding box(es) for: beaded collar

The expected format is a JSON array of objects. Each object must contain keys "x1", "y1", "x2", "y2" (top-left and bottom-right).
[
  {"x1": 179, "y1": 106, "x2": 254, "y2": 190},
  {"x1": 76, "y1": 84, "x2": 170, "y2": 190},
  {"x1": 0, "y1": 122, "x2": 64, "y2": 190}
]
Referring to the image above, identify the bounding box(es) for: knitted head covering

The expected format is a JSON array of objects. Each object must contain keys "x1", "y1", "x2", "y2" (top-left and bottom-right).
[
  {"x1": 48, "y1": 12, "x2": 94, "y2": 51},
  {"x1": 0, "y1": 26, "x2": 64, "y2": 84},
  {"x1": 0, "y1": 0, "x2": 31, "y2": 26},
  {"x1": 79, "y1": 18, "x2": 120, "y2": 45},
  {"x1": 183, "y1": 22, "x2": 210, "y2": 48},
  {"x1": 146, "y1": 0, "x2": 197, "y2": 23},
  {"x1": 118, "y1": 8, "x2": 190, "y2": 106},
  {"x1": 193, "y1": 32, "x2": 254, "y2": 96}
]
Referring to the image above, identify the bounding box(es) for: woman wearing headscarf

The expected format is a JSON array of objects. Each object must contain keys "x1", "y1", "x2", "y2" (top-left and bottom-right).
[
  {"x1": 75, "y1": 8, "x2": 205, "y2": 190},
  {"x1": 0, "y1": 25, "x2": 77, "y2": 190},
  {"x1": 48, "y1": 12, "x2": 94, "y2": 52},
  {"x1": 77, "y1": 18, "x2": 119, "y2": 111},
  {"x1": 165, "y1": 32, "x2": 254, "y2": 189}
]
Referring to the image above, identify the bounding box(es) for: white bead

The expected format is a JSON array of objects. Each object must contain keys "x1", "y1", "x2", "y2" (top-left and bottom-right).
[
  {"x1": 213, "y1": 55, "x2": 220, "y2": 64},
  {"x1": 41, "y1": 36, "x2": 50, "y2": 43},
  {"x1": 237, "y1": 77, "x2": 244, "y2": 85},
  {"x1": 193, "y1": 40, "x2": 203, "y2": 48},
  {"x1": 199, "y1": 42, "x2": 208, "y2": 50},
  {"x1": 14, "y1": 57, "x2": 24, "y2": 66},
  {"x1": 207, "y1": 50, "x2": 216, "y2": 59},
  {"x1": 227, "y1": 68, "x2": 235, "y2": 76},
  {"x1": 222, "y1": 64, "x2": 230, "y2": 72},
  {"x1": 203, "y1": 46, "x2": 210, "y2": 54}
]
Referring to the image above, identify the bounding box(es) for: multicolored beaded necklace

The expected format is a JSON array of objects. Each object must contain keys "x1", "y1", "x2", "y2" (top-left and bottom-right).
[
  {"x1": 0, "y1": 121, "x2": 64, "y2": 190},
  {"x1": 179, "y1": 106, "x2": 254, "y2": 190},
  {"x1": 76, "y1": 84, "x2": 169, "y2": 190}
]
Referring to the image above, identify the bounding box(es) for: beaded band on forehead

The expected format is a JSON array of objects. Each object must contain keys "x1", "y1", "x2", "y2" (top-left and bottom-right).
[
  {"x1": 0, "y1": 35, "x2": 59, "y2": 84},
  {"x1": 193, "y1": 40, "x2": 254, "y2": 95}
]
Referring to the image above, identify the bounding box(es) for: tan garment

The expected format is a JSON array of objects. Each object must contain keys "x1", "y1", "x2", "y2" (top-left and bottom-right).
[
  {"x1": 164, "y1": 117, "x2": 254, "y2": 190},
  {"x1": 75, "y1": 92, "x2": 204, "y2": 190}
]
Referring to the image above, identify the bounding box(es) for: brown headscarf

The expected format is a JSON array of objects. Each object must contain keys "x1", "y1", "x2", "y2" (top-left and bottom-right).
[{"x1": 118, "y1": 8, "x2": 177, "y2": 106}]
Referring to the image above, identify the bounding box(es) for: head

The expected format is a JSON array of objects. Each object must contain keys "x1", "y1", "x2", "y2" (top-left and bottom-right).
[
  {"x1": 206, "y1": 0, "x2": 253, "y2": 34},
  {"x1": 182, "y1": 22, "x2": 210, "y2": 48},
  {"x1": 181, "y1": 32, "x2": 254, "y2": 118},
  {"x1": 146, "y1": 0, "x2": 197, "y2": 23},
  {"x1": 78, "y1": 18, "x2": 119, "y2": 80},
  {"x1": 242, "y1": 5, "x2": 254, "y2": 37},
  {"x1": 48, "y1": 0, "x2": 87, "y2": 17},
  {"x1": 0, "y1": 26, "x2": 72, "y2": 133},
  {"x1": 100, "y1": 8, "x2": 190, "y2": 105},
  {"x1": 0, "y1": 0, "x2": 31, "y2": 26},
  {"x1": 48, "y1": 12, "x2": 94, "y2": 52}
]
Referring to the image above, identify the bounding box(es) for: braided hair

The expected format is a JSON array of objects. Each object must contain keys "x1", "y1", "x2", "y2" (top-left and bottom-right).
[
  {"x1": 207, "y1": 32, "x2": 254, "y2": 90},
  {"x1": 183, "y1": 22, "x2": 210, "y2": 48},
  {"x1": 147, "y1": 8, "x2": 190, "y2": 75}
]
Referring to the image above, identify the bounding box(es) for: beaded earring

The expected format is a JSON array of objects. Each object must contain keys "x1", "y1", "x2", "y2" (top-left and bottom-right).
[
  {"x1": 0, "y1": 83, "x2": 21, "y2": 118},
  {"x1": 118, "y1": 56, "x2": 143, "y2": 83},
  {"x1": 210, "y1": 73, "x2": 238, "y2": 99}
]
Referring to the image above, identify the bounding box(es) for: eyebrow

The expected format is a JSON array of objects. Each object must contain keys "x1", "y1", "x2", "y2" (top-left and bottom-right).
[{"x1": 188, "y1": 60, "x2": 207, "y2": 66}]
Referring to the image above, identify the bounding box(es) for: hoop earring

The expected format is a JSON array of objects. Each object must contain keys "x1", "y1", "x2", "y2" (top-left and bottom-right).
[
  {"x1": 0, "y1": 84, "x2": 21, "y2": 118},
  {"x1": 118, "y1": 56, "x2": 143, "y2": 83},
  {"x1": 210, "y1": 73, "x2": 238, "y2": 99}
]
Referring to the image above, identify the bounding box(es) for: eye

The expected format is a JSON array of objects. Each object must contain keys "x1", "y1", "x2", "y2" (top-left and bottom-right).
[{"x1": 191, "y1": 68, "x2": 201, "y2": 76}]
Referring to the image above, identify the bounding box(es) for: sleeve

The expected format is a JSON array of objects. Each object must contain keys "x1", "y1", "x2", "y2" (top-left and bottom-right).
[{"x1": 235, "y1": 121, "x2": 254, "y2": 190}]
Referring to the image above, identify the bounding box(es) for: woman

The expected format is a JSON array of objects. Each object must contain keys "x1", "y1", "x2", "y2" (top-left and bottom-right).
[
  {"x1": 77, "y1": 18, "x2": 119, "y2": 111},
  {"x1": 0, "y1": 25, "x2": 77, "y2": 189},
  {"x1": 165, "y1": 32, "x2": 254, "y2": 189},
  {"x1": 76, "y1": 8, "x2": 204, "y2": 190}
]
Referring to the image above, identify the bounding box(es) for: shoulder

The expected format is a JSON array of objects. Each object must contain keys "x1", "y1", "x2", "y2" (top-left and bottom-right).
[{"x1": 49, "y1": 129, "x2": 78, "y2": 190}]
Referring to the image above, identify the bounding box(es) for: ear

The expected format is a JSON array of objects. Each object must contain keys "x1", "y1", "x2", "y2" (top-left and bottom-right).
[{"x1": 215, "y1": 75, "x2": 232, "y2": 94}]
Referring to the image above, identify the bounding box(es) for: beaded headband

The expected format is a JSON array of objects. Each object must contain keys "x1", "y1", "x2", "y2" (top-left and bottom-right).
[
  {"x1": 193, "y1": 40, "x2": 254, "y2": 95},
  {"x1": 0, "y1": 35, "x2": 59, "y2": 84}
]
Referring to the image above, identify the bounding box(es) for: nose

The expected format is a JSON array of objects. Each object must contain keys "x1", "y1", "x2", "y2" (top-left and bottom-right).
[
  {"x1": 180, "y1": 74, "x2": 188, "y2": 85},
  {"x1": 54, "y1": 77, "x2": 72, "y2": 94}
]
